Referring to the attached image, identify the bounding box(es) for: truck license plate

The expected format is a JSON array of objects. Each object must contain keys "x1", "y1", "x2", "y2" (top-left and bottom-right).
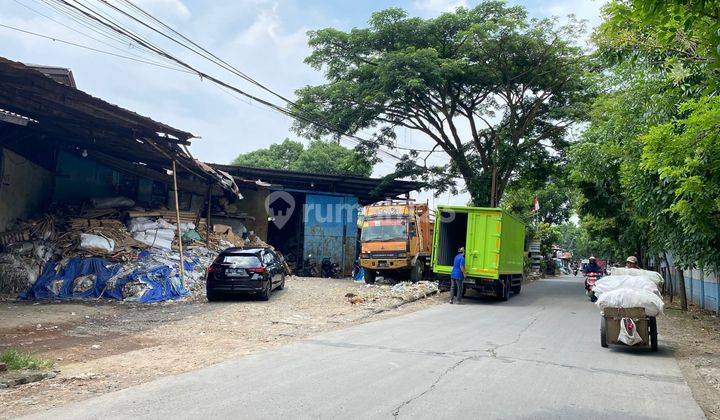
[{"x1": 378, "y1": 261, "x2": 388, "y2": 268}]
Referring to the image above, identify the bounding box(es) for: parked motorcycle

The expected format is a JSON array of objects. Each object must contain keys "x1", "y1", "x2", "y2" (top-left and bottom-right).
[
  {"x1": 300, "y1": 254, "x2": 320, "y2": 277},
  {"x1": 585, "y1": 271, "x2": 602, "y2": 302},
  {"x1": 321, "y1": 257, "x2": 340, "y2": 278}
]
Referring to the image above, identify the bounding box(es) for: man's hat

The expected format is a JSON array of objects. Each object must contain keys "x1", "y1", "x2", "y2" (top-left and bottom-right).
[
  {"x1": 458, "y1": 247, "x2": 465, "y2": 253},
  {"x1": 626, "y1": 256, "x2": 638, "y2": 264},
  {"x1": 589, "y1": 256, "x2": 596, "y2": 261}
]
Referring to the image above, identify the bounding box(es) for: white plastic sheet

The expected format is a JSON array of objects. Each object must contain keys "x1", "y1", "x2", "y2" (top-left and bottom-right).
[
  {"x1": 609, "y1": 267, "x2": 664, "y2": 286},
  {"x1": 79, "y1": 233, "x2": 115, "y2": 253},
  {"x1": 596, "y1": 287, "x2": 665, "y2": 316},
  {"x1": 593, "y1": 275, "x2": 660, "y2": 298}
]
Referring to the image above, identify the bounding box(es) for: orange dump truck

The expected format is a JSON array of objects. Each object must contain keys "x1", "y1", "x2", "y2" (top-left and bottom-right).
[{"x1": 359, "y1": 201, "x2": 433, "y2": 284}]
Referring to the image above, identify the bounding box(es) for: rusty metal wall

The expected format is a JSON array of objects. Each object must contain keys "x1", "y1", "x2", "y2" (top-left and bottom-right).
[{"x1": 303, "y1": 194, "x2": 358, "y2": 275}]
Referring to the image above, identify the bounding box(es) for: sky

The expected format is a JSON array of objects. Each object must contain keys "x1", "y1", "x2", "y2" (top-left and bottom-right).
[{"x1": 0, "y1": 0, "x2": 606, "y2": 206}]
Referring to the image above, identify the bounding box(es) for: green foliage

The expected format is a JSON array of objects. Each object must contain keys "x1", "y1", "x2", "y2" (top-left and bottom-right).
[
  {"x1": 232, "y1": 138, "x2": 373, "y2": 177},
  {"x1": 293, "y1": 2, "x2": 592, "y2": 205},
  {"x1": 568, "y1": 0, "x2": 720, "y2": 271},
  {"x1": 536, "y1": 222, "x2": 561, "y2": 256},
  {"x1": 639, "y1": 96, "x2": 720, "y2": 268},
  {"x1": 0, "y1": 349, "x2": 53, "y2": 371},
  {"x1": 501, "y1": 179, "x2": 575, "y2": 226}
]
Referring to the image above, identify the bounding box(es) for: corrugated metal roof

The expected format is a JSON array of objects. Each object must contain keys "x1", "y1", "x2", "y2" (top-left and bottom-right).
[
  {"x1": 0, "y1": 108, "x2": 37, "y2": 126},
  {"x1": 211, "y1": 164, "x2": 425, "y2": 205},
  {"x1": 0, "y1": 57, "x2": 240, "y2": 198}
]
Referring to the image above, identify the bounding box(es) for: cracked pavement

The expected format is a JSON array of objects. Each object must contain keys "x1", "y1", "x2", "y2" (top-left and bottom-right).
[{"x1": 23, "y1": 276, "x2": 705, "y2": 419}]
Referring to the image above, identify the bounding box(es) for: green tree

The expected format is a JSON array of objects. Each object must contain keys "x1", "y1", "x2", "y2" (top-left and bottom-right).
[
  {"x1": 232, "y1": 138, "x2": 373, "y2": 177},
  {"x1": 292, "y1": 2, "x2": 592, "y2": 205}
]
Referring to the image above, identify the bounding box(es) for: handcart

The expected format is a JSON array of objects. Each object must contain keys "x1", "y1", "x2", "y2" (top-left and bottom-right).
[{"x1": 600, "y1": 307, "x2": 658, "y2": 352}]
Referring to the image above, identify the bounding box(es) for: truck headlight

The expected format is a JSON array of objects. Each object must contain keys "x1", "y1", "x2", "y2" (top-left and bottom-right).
[{"x1": 397, "y1": 252, "x2": 407, "y2": 258}]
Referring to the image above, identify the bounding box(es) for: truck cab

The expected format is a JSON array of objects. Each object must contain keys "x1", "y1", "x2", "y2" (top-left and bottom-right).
[{"x1": 359, "y1": 201, "x2": 432, "y2": 283}]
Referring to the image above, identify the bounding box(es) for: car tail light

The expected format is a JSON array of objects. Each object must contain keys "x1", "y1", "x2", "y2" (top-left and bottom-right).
[
  {"x1": 247, "y1": 267, "x2": 265, "y2": 274},
  {"x1": 207, "y1": 265, "x2": 221, "y2": 274}
]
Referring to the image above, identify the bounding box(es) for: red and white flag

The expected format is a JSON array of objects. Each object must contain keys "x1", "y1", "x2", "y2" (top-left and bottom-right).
[{"x1": 533, "y1": 196, "x2": 540, "y2": 212}]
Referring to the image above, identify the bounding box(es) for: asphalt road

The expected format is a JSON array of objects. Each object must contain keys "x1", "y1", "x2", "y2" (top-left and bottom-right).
[{"x1": 27, "y1": 276, "x2": 705, "y2": 420}]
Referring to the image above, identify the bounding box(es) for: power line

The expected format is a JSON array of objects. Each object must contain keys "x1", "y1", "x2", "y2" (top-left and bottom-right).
[
  {"x1": 37, "y1": 0, "x2": 427, "y2": 165},
  {"x1": 12, "y1": 0, "x2": 189, "y2": 71},
  {"x1": 0, "y1": 23, "x2": 195, "y2": 73}
]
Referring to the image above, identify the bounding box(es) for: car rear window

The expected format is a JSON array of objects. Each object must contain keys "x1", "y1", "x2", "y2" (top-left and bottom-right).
[{"x1": 222, "y1": 255, "x2": 261, "y2": 267}]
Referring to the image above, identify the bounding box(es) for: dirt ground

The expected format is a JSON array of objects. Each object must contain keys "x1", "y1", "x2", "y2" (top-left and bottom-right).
[
  {"x1": 0, "y1": 276, "x2": 443, "y2": 418},
  {"x1": 660, "y1": 301, "x2": 720, "y2": 420}
]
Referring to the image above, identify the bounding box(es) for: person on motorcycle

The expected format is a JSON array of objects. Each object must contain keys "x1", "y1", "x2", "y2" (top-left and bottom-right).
[
  {"x1": 584, "y1": 256, "x2": 602, "y2": 275},
  {"x1": 625, "y1": 255, "x2": 639, "y2": 269}
]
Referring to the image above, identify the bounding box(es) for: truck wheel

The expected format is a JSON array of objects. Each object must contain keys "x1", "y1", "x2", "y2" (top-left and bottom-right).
[
  {"x1": 649, "y1": 317, "x2": 658, "y2": 352},
  {"x1": 601, "y1": 317, "x2": 608, "y2": 348},
  {"x1": 364, "y1": 270, "x2": 376, "y2": 284},
  {"x1": 511, "y1": 278, "x2": 522, "y2": 295},
  {"x1": 410, "y1": 261, "x2": 424, "y2": 283}
]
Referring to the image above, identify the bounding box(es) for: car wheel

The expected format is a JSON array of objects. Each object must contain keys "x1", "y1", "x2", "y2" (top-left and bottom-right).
[
  {"x1": 259, "y1": 281, "x2": 271, "y2": 301},
  {"x1": 207, "y1": 289, "x2": 219, "y2": 302},
  {"x1": 277, "y1": 274, "x2": 286, "y2": 290}
]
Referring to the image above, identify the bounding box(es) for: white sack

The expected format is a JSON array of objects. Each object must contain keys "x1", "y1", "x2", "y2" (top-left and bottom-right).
[
  {"x1": 133, "y1": 232, "x2": 173, "y2": 250},
  {"x1": 156, "y1": 219, "x2": 175, "y2": 230},
  {"x1": 618, "y1": 317, "x2": 643, "y2": 345},
  {"x1": 609, "y1": 267, "x2": 664, "y2": 286},
  {"x1": 79, "y1": 233, "x2": 115, "y2": 253},
  {"x1": 593, "y1": 275, "x2": 660, "y2": 297},
  {"x1": 596, "y1": 287, "x2": 664, "y2": 317},
  {"x1": 128, "y1": 220, "x2": 159, "y2": 233},
  {"x1": 143, "y1": 228, "x2": 175, "y2": 241}
]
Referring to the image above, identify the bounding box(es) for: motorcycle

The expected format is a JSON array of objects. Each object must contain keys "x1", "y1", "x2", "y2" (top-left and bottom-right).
[
  {"x1": 300, "y1": 254, "x2": 320, "y2": 277},
  {"x1": 321, "y1": 257, "x2": 340, "y2": 278},
  {"x1": 585, "y1": 271, "x2": 602, "y2": 302}
]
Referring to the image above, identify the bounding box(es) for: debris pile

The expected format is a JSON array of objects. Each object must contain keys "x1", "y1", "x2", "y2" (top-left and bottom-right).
[
  {"x1": 349, "y1": 281, "x2": 439, "y2": 306},
  {"x1": 595, "y1": 274, "x2": 665, "y2": 317},
  {"x1": 0, "y1": 197, "x2": 274, "y2": 302}
]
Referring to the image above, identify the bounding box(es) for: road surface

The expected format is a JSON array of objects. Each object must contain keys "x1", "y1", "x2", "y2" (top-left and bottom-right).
[{"x1": 26, "y1": 276, "x2": 704, "y2": 419}]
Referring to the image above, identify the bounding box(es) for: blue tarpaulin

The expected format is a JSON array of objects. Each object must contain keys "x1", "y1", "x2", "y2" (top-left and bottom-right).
[{"x1": 20, "y1": 253, "x2": 192, "y2": 303}]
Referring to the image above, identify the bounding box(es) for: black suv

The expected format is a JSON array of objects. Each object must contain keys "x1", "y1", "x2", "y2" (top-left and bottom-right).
[{"x1": 206, "y1": 247, "x2": 285, "y2": 301}]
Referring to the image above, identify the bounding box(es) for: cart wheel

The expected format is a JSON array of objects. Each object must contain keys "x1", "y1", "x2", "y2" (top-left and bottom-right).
[
  {"x1": 649, "y1": 317, "x2": 658, "y2": 352},
  {"x1": 600, "y1": 317, "x2": 608, "y2": 348}
]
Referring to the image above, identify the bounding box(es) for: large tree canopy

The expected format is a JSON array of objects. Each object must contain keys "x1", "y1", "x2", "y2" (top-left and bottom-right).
[
  {"x1": 292, "y1": 2, "x2": 592, "y2": 205},
  {"x1": 232, "y1": 138, "x2": 373, "y2": 177}
]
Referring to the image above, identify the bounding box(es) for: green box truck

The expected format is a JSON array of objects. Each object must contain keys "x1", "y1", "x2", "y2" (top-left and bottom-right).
[{"x1": 431, "y1": 206, "x2": 526, "y2": 301}]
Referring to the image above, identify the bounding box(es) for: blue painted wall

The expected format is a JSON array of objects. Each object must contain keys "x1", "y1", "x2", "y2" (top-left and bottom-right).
[{"x1": 303, "y1": 194, "x2": 358, "y2": 274}]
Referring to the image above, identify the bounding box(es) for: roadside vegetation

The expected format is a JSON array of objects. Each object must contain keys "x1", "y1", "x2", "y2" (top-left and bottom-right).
[{"x1": 0, "y1": 349, "x2": 54, "y2": 371}]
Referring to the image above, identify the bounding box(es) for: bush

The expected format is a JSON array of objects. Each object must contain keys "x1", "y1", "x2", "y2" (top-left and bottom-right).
[{"x1": 0, "y1": 349, "x2": 54, "y2": 371}]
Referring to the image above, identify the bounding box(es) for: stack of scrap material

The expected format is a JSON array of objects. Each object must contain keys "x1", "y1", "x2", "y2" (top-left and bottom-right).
[{"x1": 595, "y1": 275, "x2": 664, "y2": 316}]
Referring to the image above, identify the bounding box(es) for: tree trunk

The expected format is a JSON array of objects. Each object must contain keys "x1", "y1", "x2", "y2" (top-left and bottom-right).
[{"x1": 677, "y1": 267, "x2": 688, "y2": 311}]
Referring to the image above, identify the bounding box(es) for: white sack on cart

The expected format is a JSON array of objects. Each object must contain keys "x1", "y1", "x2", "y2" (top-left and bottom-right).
[
  {"x1": 596, "y1": 287, "x2": 664, "y2": 317},
  {"x1": 609, "y1": 267, "x2": 664, "y2": 286},
  {"x1": 593, "y1": 275, "x2": 660, "y2": 297}
]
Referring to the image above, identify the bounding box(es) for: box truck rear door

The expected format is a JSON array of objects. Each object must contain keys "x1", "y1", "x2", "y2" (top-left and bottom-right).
[{"x1": 466, "y1": 211, "x2": 501, "y2": 279}]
